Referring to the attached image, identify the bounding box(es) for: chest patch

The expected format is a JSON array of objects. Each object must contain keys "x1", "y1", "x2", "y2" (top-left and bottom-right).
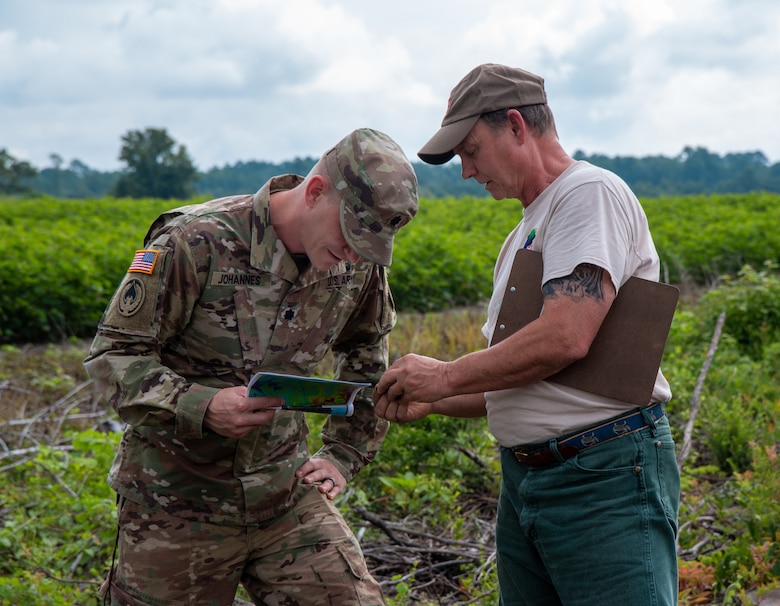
[
  {"x1": 211, "y1": 271, "x2": 264, "y2": 287},
  {"x1": 326, "y1": 273, "x2": 354, "y2": 290}
]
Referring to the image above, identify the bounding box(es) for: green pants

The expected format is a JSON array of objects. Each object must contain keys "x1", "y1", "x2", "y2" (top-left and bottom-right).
[
  {"x1": 496, "y1": 415, "x2": 680, "y2": 606},
  {"x1": 102, "y1": 485, "x2": 384, "y2": 606}
]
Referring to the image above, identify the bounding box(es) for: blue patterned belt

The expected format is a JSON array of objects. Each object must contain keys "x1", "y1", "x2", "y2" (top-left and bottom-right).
[{"x1": 511, "y1": 402, "x2": 666, "y2": 467}]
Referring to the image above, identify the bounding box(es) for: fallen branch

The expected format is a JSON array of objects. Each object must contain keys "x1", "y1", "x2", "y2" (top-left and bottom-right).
[
  {"x1": 35, "y1": 459, "x2": 79, "y2": 499},
  {"x1": 356, "y1": 506, "x2": 414, "y2": 546},
  {"x1": 0, "y1": 410, "x2": 110, "y2": 432},
  {"x1": 0, "y1": 444, "x2": 74, "y2": 473},
  {"x1": 380, "y1": 558, "x2": 474, "y2": 588},
  {"x1": 354, "y1": 502, "x2": 497, "y2": 603},
  {"x1": 677, "y1": 311, "x2": 726, "y2": 470},
  {"x1": 37, "y1": 567, "x2": 101, "y2": 587},
  {"x1": 453, "y1": 444, "x2": 491, "y2": 470}
]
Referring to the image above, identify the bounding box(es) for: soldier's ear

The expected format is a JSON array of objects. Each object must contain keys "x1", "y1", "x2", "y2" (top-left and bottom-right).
[{"x1": 305, "y1": 175, "x2": 328, "y2": 208}]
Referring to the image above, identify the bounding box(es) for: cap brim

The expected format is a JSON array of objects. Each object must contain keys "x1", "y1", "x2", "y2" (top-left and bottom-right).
[
  {"x1": 340, "y1": 200, "x2": 393, "y2": 266},
  {"x1": 417, "y1": 115, "x2": 480, "y2": 165}
]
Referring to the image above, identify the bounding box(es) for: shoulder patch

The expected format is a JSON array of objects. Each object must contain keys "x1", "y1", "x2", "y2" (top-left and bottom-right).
[
  {"x1": 117, "y1": 278, "x2": 146, "y2": 317},
  {"x1": 101, "y1": 248, "x2": 168, "y2": 335},
  {"x1": 128, "y1": 250, "x2": 159, "y2": 275}
]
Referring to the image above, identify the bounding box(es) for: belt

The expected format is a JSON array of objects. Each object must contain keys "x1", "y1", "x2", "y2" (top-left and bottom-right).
[{"x1": 512, "y1": 402, "x2": 666, "y2": 467}]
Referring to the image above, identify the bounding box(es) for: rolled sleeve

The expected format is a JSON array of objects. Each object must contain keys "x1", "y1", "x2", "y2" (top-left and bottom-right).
[{"x1": 174, "y1": 382, "x2": 220, "y2": 439}]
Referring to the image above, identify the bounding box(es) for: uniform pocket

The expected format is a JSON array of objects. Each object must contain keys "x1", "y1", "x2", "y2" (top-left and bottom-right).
[
  {"x1": 112, "y1": 578, "x2": 187, "y2": 606},
  {"x1": 234, "y1": 286, "x2": 269, "y2": 368},
  {"x1": 336, "y1": 537, "x2": 372, "y2": 581}
]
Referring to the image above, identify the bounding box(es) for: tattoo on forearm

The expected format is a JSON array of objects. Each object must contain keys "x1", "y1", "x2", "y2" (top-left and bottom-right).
[{"x1": 542, "y1": 264, "x2": 606, "y2": 302}]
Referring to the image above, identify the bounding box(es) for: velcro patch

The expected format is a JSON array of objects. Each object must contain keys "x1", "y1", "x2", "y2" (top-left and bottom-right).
[
  {"x1": 128, "y1": 250, "x2": 159, "y2": 275},
  {"x1": 326, "y1": 272, "x2": 355, "y2": 290},
  {"x1": 116, "y1": 278, "x2": 146, "y2": 317},
  {"x1": 102, "y1": 249, "x2": 168, "y2": 335}
]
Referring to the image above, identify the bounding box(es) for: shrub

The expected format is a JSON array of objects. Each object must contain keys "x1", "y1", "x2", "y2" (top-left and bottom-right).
[{"x1": 698, "y1": 262, "x2": 780, "y2": 361}]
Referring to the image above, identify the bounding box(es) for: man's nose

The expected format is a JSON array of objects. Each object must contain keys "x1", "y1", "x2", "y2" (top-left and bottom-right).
[{"x1": 460, "y1": 158, "x2": 476, "y2": 180}]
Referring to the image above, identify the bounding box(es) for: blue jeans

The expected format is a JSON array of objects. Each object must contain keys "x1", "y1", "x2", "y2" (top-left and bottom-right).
[{"x1": 496, "y1": 415, "x2": 680, "y2": 606}]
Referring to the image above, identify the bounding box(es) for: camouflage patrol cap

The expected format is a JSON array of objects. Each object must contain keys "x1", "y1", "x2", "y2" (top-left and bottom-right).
[
  {"x1": 418, "y1": 63, "x2": 548, "y2": 165},
  {"x1": 324, "y1": 128, "x2": 418, "y2": 266}
]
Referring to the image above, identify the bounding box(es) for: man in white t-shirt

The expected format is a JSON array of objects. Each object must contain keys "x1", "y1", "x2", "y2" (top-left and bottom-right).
[{"x1": 374, "y1": 64, "x2": 680, "y2": 606}]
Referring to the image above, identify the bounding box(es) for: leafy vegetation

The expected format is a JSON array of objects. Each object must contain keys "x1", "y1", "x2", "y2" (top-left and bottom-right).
[
  {"x1": 0, "y1": 193, "x2": 779, "y2": 604},
  {"x1": 0, "y1": 196, "x2": 206, "y2": 343},
  {"x1": 646, "y1": 193, "x2": 780, "y2": 285},
  {"x1": 2, "y1": 192, "x2": 780, "y2": 344}
]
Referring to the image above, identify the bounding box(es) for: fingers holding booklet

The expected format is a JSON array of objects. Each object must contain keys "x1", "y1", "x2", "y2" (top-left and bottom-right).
[
  {"x1": 246, "y1": 372, "x2": 372, "y2": 417},
  {"x1": 204, "y1": 385, "x2": 283, "y2": 439}
]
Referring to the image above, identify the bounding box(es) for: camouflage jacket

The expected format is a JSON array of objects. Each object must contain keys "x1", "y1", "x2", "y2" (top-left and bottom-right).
[{"x1": 84, "y1": 175, "x2": 395, "y2": 525}]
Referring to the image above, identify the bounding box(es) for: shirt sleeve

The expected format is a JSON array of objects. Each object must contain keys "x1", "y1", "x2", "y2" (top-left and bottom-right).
[
  {"x1": 83, "y1": 226, "x2": 218, "y2": 439},
  {"x1": 313, "y1": 264, "x2": 395, "y2": 481},
  {"x1": 541, "y1": 179, "x2": 635, "y2": 291}
]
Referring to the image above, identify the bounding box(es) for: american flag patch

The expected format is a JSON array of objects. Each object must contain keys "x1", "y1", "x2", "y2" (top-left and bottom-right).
[{"x1": 128, "y1": 250, "x2": 159, "y2": 274}]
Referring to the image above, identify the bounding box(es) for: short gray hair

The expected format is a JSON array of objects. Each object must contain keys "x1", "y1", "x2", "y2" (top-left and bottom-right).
[{"x1": 481, "y1": 104, "x2": 558, "y2": 138}]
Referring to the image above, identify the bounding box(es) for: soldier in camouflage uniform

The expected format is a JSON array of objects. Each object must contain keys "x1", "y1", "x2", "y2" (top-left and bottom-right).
[{"x1": 85, "y1": 128, "x2": 418, "y2": 606}]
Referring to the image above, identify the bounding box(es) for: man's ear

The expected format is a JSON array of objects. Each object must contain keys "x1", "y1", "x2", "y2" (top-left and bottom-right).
[
  {"x1": 506, "y1": 109, "x2": 527, "y2": 144},
  {"x1": 304, "y1": 175, "x2": 327, "y2": 208}
]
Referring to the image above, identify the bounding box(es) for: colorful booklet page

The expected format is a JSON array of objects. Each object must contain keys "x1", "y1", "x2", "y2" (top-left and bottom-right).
[{"x1": 246, "y1": 372, "x2": 372, "y2": 416}]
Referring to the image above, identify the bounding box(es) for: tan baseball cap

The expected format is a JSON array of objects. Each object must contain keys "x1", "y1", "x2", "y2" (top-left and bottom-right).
[
  {"x1": 324, "y1": 128, "x2": 418, "y2": 266},
  {"x1": 418, "y1": 63, "x2": 548, "y2": 165}
]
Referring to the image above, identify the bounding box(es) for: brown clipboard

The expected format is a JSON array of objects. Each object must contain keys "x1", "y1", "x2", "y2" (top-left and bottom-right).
[{"x1": 490, "y1": 249, "x2": 679, "y2": 405}]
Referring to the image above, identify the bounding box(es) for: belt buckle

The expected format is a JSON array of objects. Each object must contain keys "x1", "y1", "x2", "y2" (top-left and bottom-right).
[
  {"x1": 513, "y1": 447, "x2": 532, "y2": 463},
  {"x1": 514, "y1": 445, "x2": 557, "y2": 467}
]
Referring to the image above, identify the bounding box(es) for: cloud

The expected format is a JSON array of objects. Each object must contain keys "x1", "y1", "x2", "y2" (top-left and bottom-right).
[{"x1": 2, "y1": 0, "x2": 779, "y2": 172}]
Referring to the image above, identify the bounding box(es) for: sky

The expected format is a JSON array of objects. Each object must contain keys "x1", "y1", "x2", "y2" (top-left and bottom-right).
[{"x1": 2, "y1": 0, "x2": 780, "y2": 173}]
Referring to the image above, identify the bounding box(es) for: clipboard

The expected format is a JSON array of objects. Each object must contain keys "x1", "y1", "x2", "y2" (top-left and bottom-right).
[{"x1": 491, "y1": 249, "x2": 679, "y2": 405}]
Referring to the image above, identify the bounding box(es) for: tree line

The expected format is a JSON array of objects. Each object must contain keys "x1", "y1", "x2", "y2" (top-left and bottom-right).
[{"x1": 3, "y1": 127, "x2": 780, "y2": 200}]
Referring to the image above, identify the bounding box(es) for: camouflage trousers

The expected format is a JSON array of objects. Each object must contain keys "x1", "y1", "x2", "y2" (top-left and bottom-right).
[{"x1": 100, "y1": 486, "x2": 385, "y2": 606}]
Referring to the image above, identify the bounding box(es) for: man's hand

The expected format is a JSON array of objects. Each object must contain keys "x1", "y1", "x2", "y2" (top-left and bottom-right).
[
  {"x1": 374, "y1": 393, "x2": 433, "y2": 423},
  {"x1": 203, "y1": 386, "x2": 284, "y2": 439},
  {"x1": 295, "y1": 458, "x2": 347, "y2": 500},
  {"x1": 374, "y1": 353, "x2": 450, "y2": 405},
  {"x1": 372, "y1": 354, "x2": 448, "y2": 424}
]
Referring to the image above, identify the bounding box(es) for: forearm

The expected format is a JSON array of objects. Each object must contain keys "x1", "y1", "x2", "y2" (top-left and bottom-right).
[
  {"x1": 84, "y1": 332, "x2": 217, "y2": 437},
  {"x1": 323, "y1": 340, "x2": 392, "y2": 481},
  {"x1": 445, "y1": 329, "x2": 569, "y2": 396},
  {"x1": 444, "y1": 290, "x2": 615, "y2": 397},
  {"x1": 431, "y1": 392, "x2": 486, "y2": 418},
  {"x1": 318, "y1": 397, "x2": 390, "y2": 482}
]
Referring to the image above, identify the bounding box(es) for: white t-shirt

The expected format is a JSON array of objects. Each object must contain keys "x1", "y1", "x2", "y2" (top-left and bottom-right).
[{"x1": 482, "y1": 161, "x2": 672, "y2": 447}]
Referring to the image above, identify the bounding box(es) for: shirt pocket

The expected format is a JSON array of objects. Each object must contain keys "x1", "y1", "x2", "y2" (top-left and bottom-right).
[
  {"x1": 270, "y1": 287, "x2": 360, "y2": 374},
  {"x1": 234, "y1": 285, "x2": 276, "y2": 369}
]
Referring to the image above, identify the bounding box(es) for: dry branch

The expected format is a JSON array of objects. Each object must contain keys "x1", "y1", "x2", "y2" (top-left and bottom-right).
[
  {"x1": 355, "y1": 503, "x2": 497, "y2": 603},
  {"x1": 677, "y1": 311, "x2": 726, "y2": 469},
  {"x1": 0, "y1": 379, "x2": 114, "y2": 471}
]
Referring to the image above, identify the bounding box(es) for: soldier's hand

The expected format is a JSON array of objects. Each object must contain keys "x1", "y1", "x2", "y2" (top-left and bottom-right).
[
  {"x1": 295, "y1": 458, "x2": 346, "y2": 500},
  {"x1": 203, "y1": 386, "x2": 283, "y2": 439}
]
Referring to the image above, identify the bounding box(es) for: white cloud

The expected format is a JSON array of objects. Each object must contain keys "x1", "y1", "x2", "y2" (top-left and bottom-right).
[{"x1": 1, "y1": 0, "x2": 779, "y2": 172}]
